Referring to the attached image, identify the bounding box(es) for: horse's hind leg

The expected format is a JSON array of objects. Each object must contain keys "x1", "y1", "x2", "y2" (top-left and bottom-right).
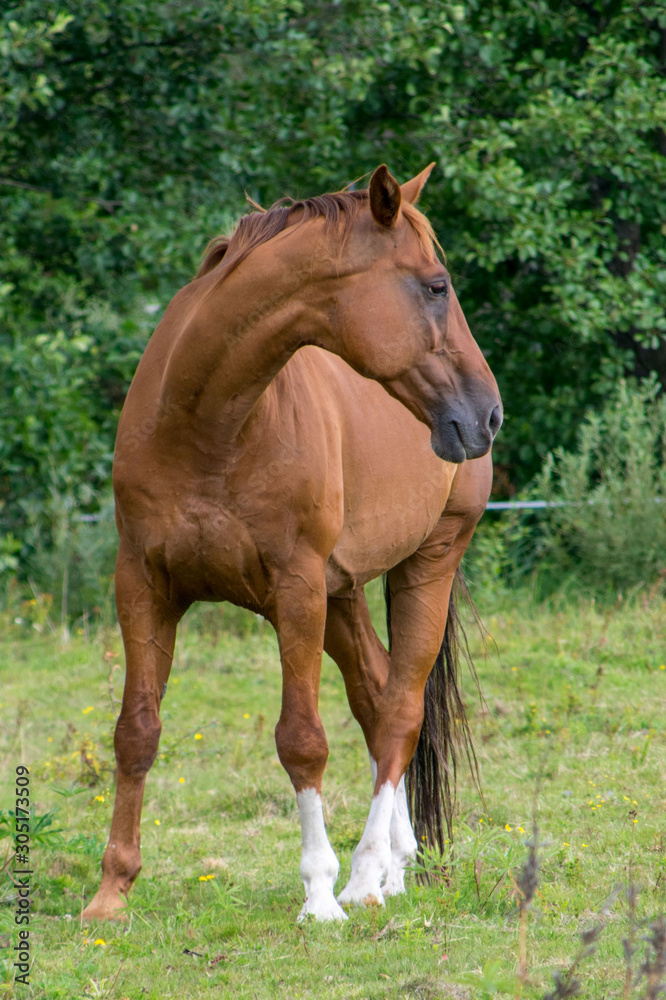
[
  {"x1": 83, "y1": 540, "x2": 182, "y2": 921},
  {"x1": 271, "y1": 550, "x2": 347, "y2": 922},
  {"x1": 324, "y1": 590, "x2": 417, "y2": 898}
]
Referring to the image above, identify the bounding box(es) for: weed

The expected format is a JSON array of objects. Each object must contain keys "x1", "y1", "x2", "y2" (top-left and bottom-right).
[
  {"x1": 447, "y1": 959, "x2": 520, "y2": 997},
  {"x1": 517, "y1": 823, "x2": 540, "y2": 982},
  {"x1": 409, "y1": 821, "x2": 529, "y2": 913},
  {"x1": 637, "y1": 917, "x2": 666, "y2": 999}
]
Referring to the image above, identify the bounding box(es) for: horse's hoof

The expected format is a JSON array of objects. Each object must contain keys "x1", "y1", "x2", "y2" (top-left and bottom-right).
[
  {"x1": 82, "y1": 890, "x2": 128, "y2": 923},
  {"x1": 381, "y1": 871, "x2": 407, "y2": 898},
  {"x1": 337, "y1": 881, "x2": 385, "y2": 907},
  {"x1": 298, "y1": 895, "x2": 348, "y2": 922}
]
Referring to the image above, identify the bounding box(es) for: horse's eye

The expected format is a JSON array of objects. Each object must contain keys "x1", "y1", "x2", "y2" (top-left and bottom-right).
[{"x1": 428, "y1": 282, "x2": 448, "y2": 297}]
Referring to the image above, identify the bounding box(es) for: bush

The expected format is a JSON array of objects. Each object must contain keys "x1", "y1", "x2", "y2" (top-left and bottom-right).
[
  {"x1": 3, "y1": 492, "x2": 118, "y2": 632},
  {"x1": 529, "y1": 378, "x2": 666, "y2": 596}
]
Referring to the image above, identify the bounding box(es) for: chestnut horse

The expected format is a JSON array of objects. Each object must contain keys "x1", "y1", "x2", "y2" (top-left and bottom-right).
[{"x1": 83, "y1": 164, "x2": 501, "y2": 923}]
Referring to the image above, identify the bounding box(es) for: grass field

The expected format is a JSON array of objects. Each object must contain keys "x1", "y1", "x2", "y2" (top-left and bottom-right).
[{"x1": 1, "y1": 582, "x2": 666, "y2": 999}]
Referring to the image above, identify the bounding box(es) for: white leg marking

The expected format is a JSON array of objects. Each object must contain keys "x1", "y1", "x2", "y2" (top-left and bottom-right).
[
  {"x1": 296, "y1": 789, "x2": 347, "y2": 922},
  {"x1": 367, "y1": 758, "x2": 417, "y2": 897},
  {"x1": 338, "y1": 781, "x2": 395, "y2": 907},
  {"x1": 383, "y1": 775, "x2": 418, "y2": 897}
]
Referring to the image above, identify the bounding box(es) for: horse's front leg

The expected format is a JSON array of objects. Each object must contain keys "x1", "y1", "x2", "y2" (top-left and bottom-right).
[
  {"x1": 83, "y1": 540, "x2": 183, "y2": 921},
  {"x1": 325, "y1": 590, "x2": 415, "y2": 904},
  {"x1": 370, "y1": 759, "x2": 417, "y2": 898},
  {"x1": 333, "y1": 566, "x2": 455, "y2": 908},
  {"x1": 272, "y1": 552, "x2": 347, "y2": 922},
  {"x1": 336, "y1": 463, "x2": 489, "y2": 907}
]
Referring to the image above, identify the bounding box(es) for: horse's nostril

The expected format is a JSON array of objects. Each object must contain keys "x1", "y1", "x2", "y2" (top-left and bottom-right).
[{"x1": 488, "y1": 405, "x2": 503, "y2": 436}]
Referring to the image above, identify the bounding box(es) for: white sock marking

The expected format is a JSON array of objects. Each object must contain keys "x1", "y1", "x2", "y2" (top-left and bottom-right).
[
  {"x1": 366, "y1": 756, "x2": 417, "y2": 895},
  {"x1": 338, "y1": 780, "x2": 395, "y2": 906},
  {"x1": 296, "y1": 789, "x2": 347, "y2": 922},
  {"x1": 383, "y1": 775, "x2": 418, "y2": 896}
]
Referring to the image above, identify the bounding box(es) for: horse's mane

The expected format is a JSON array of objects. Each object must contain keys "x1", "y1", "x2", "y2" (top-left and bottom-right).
[{"x1": 196, "y1": 188, "x2": 441, "y2": 282}]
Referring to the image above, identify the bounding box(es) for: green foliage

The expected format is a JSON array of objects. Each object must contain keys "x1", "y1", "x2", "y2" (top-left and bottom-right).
[
  {"x1": 409, "y1": 820, "x2": 530, "y2": 912},
  {"x1": 532, "y1": 378, "x2": 666, "y2": 595},
  {"x1": 1, "y1": 0, "x2": 665, "y2": 611},
  {"x1": 0, "y1": 807, "x2": 64, "y2": 846},
  {"x1": 21, "y1": 492, "x2": 119, "y2": 625},
  {"x1": 446, "y1": 959, "x2": 520, "y2": 998},
  {"x1": 463, "y1": 519, "x2": 516, "y2": 601}
]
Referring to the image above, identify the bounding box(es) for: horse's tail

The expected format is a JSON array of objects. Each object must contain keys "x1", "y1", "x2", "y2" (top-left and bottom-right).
[{"x1": 384, "y1": 568, "x2": 483, "y2": 852}]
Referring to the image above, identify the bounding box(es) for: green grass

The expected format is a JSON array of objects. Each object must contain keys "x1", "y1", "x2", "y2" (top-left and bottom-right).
[{"x1": 1, "y1": 582, "x2": 666, "y2": 998}]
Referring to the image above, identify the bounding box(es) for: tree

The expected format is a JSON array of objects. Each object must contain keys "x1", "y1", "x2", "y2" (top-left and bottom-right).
[{"x1": 1, "y1": 0, "x2": 664, "y2": 571}]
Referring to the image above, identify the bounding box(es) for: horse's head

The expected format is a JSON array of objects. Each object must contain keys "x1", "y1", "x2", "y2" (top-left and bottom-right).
[{"x1": 333, "y1": 165, "x2": 502, "y2": 463}]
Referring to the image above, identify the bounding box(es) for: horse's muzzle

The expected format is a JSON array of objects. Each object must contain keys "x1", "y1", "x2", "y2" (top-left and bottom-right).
[{"x1": 431, "y1": 400, "x2": 503, "y2": 464}]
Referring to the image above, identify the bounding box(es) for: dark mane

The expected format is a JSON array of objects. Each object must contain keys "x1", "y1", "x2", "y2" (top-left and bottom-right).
[{"x1": 196, "y1": 188, "x2": 440, "y2": 282}]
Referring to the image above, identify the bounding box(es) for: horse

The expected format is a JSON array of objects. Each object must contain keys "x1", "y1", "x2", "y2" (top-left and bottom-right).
[{"x1": 82, "y1": 163, "x2": 502, "y2": 923}]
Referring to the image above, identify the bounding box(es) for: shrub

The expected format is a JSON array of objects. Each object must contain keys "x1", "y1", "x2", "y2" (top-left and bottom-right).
[
  {"x1": 5, "y1": 491, "x2": 118, "y2": 631},
  {"x1": 529, "y1": 378, "x2": 666, "y2": 596}
]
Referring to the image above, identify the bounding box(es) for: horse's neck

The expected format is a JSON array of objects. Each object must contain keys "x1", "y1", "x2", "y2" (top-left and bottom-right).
[{"x1": 158, "y1": 259, "x2": 331, "y2": 448}]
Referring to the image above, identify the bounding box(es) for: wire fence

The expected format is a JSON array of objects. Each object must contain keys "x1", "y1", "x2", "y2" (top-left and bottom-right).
[
  {"x1": 485, "y1": 500, "x2": 551, "y2": 511},
  {"x1": 486, "y1": 498, "x2": 665, "y2": 511},
  {"x1": 75, "y1": 497, "x2": 665, "y2": 522}
]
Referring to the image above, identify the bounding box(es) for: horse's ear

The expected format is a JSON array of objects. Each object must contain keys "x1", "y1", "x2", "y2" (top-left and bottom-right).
[
  {"x1": 369, "y1": 165, "x2": 402, "y2": 228},
  {"x1": 400, "y1": 162, "x2": 436, "y2": 205}
]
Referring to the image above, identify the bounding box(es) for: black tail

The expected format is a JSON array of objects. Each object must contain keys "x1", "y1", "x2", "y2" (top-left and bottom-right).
[{"x1": 384, "y1": 568, "x2": 483, "y2": 852}]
